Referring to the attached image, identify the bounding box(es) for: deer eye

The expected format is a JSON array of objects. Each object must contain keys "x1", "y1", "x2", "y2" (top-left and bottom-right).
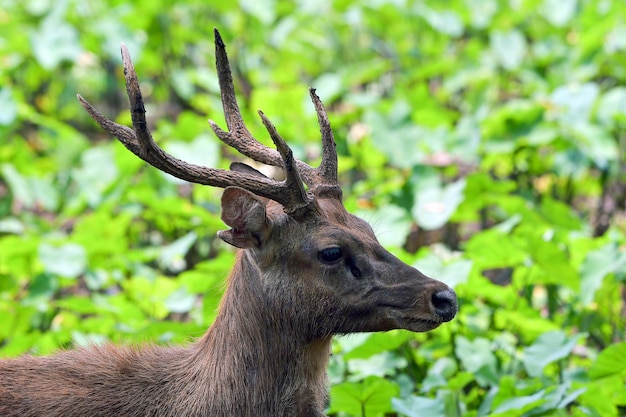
[{"x1": 318, "y1": 247, "x2": 343, "y2": 263}]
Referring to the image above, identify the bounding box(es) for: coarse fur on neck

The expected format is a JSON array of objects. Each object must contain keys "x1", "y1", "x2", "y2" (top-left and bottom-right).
[{"x1": 186, "y1": 250, "x2": 332, "y2": 417}]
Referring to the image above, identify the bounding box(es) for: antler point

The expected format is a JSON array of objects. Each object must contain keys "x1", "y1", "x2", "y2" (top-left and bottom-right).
[{"x1": 214, "y1": 28, "x2": 225, "y2": 47}]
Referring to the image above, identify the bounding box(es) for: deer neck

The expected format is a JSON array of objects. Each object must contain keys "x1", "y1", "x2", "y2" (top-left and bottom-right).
[{"x1": 190, "y1": 251, "x2": 331, "y2": 417}]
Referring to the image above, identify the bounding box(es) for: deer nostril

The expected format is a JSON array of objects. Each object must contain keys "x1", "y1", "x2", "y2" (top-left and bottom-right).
[{"x1": 431, "y1": 289, "x2": 458, "y2": 322}]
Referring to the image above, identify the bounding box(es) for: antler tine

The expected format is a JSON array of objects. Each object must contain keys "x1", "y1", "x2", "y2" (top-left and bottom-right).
[
  {"x1": 76, "y1": 95, "x2": 139, "y2": 153},
  {"x1": 309, "y1": 88, "x2": 338, "y2": 184},
  {"x1": 210, "y1": 30, "x2": 283, "y2": 168},
  {"x1": 258, "y1": 110, "x2": 313, "y2": 217},
  {"x1": 210, "y1": 29, "x2": 324, "y2": 186},
  {"x1": 77, "y1": 43, "x2": 307, "y2": 212},
  {"x1": 309, "y1": 88, "x2": 342, "y2": 199}
]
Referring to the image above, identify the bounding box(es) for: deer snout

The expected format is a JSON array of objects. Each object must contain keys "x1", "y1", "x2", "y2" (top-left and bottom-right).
[{"x1": 431, "y1": 288, "x2": 457, "y2": 322}]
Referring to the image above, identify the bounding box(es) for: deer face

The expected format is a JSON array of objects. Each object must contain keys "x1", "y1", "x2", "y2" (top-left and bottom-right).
[
  {"x1": 304, "y1": 199, "x2": 457, "y2": 335},
  {"x1": 219, "y1": 187, "x2": 457, "y2": 339}
]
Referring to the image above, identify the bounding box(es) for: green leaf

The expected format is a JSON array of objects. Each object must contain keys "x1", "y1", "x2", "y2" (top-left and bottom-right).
[
  {"x1": 580, "y1": 243, "x2": 626, "y2": 305},
  {"x1": 71, "y1": 331, "x2": 108, "y2": 347},
  {"x1": 2, "y1": 166, "x2": 61, "y2": 212},
  {"x1": 455, "y1": 336, "x2": 497, "y2": 374},
  {"x1": 490, "y1": 29, "x2": 527, "y2": 71},
  {"x1": 447, "y1": 372, "x2": 474, "y2": 392},
  {"x1": 521, "y1": 236, "x2": 579, "y2": 289},
  {"x1": 495, "y1": 310, "x2": 560, "y2": 341},
  {"x1": 159, "y1": 232, "x2": 197, "y2": 272},
  {"x1": 492, "y1": 390, "x2": 547, "y2": 416},
  {"x1": 122, "y1": 277, "x2": 176, "y2": 320},
  {"x1": 570, "y1": 122, "x2": 619, "y2": 168},
  {"x1": 0, "y1": 88, "x2": 17, "y2": 126},
  {"x1": 178, "y1": 254, "x2": 234, "y2": 294},
  {"x1": 0, "y1": 217, "x2": 24, "y2": 234},
  {"x1": 356, "y1": 205, "x2": 412, "y2": 248},
  {"x1": 541, "y1": 0, "x2": 577, "y2": 27},
  {"x1": 72, "y1": 146, "x2": 119, "y2": 207},
  {"x1": 30, "y1": 2, "x2": 81, "y2": 70},
  {"x1": 38, "y1": 243, "x2": 87, "y2": 278},
  {"x1": 365, "y1": 103, "x2": 424, "y2": 169},
  {"x1": 415, "y1": 4, "x2": 464, "y2": 37},
  {"x1": 522, "y1": 330, "x2": 585, "y2": 377},
  {"x1": 422, "y1": 357, "x2": 459, "y2": 391},
  {"x1": 311, "y1": 72, "x2": 344, "y2": 103},
  {"x1": 56, "y1": 296, "x2": 101, "y2": 315},
  {"x1": 164, "y1": 287, "x2": 196, "y2": 314},
  {"x1": 556, "y1": 387, "x2": 587, "y2": 409},
  {"x1": 84, "y1": 270, "x2": 109, "y2": 291},
  {"x1": 347, "y1": 351, "x2": 407, "y2": 380},
  {"x1": 467, "y1": 0, "x2": 497, "y2": 29},
  {"x1": 596, "y1": 87, "x2": 626, "y2": 127},
  {"x1": 164, "y1": 135, "x2": 219, "y2": 184},
  {"x1": 1, "y1": 164, "x2": 34, "y2": 208},
  {"x1": 413, "y1": 254, "x2": 472, "y2": 289},
  {"x1": 539, "y1": 198, "x2": 582, "y2": 231},
  {"x1": 465, "y1": 229, "x2": 527, "y2": 268},
  {"x1": 341, "y1": 331, "x2": 412, "y2": 360},
  {"x1": 550, "y1": 83, "x2": 599, "y2": 126},
  {"x1": 392, "y1": 395, "x2": 445, "y2": 417},
  {"x1": 27, "y1": 273, "x2": 59, "y2": 300},
  {"x1": 589, "y1": 342, "x2": 626, "y2": 379},
  {"x1": 328, "y1": 376, "x2": 399, "y2": 416},
  {"x1": 579, "y1": 377, "x2": 624, "y2": 416},
  {"x1": 239, "y1": 0, "x2": 276, "y2": 24},
  {"x1": 412, "y1": 178, "x2": 466, "y2": 230}
]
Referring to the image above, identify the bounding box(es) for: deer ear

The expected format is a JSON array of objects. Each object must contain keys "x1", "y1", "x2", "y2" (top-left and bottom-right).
[{"x1": 218, "y1": 187, "x2": 270, "y2": 249}]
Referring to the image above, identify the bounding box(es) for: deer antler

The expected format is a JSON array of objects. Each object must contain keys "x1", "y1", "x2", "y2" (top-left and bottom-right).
[
  {"x1": 208, "y1": 29, "x2": 342, "y2": 200},
  {"x1": 76, "y1": 29, "x2": 343, "y2": 218}
]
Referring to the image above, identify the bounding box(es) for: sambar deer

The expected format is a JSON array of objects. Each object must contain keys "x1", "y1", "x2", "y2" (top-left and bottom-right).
[{"x1": 0, "y1": 29, "x2": 457, "y2": 417}]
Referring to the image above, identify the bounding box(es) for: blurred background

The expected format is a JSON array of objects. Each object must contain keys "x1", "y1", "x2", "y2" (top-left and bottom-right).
[{"x1": 0, "y1": 0, "x2": 625, "y2": 416}]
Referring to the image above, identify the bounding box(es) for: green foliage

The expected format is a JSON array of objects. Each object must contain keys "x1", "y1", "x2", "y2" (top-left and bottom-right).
[{"x1": 1, "y1": 0, "x2": 625, "y2": 416}]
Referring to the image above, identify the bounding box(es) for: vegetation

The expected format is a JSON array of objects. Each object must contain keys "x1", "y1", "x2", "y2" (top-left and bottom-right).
[{"x1": 1, "y1": 0, "x2": 625, "y2": 415}]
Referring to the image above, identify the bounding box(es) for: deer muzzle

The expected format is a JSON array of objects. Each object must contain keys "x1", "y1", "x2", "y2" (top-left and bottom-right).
[{"x1": 430, "y1": 288, "x2": 457, "y2": 322}]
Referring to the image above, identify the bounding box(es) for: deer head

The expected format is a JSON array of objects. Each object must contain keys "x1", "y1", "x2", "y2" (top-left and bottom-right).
[{"x1": 76, "y1": 29, "x2": 457, "y2": 341}]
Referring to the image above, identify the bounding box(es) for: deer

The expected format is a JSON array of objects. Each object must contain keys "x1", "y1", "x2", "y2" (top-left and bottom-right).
[{"x1": 0, "y1": 29, "x2": 457, "y2": 417}]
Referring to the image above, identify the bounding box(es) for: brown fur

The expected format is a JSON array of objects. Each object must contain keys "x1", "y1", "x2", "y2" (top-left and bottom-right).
[{"x1": 0, "y1": 189, "x2": 456, "y2": 417}]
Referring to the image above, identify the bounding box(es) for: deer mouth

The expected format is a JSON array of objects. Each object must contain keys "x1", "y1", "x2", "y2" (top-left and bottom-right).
[
  {"x1": 399, "y1": 315, "x2": 443, "y2": 332},
  {"x1": 379, "y1": 304, "x2": 445, "y2": 332}
]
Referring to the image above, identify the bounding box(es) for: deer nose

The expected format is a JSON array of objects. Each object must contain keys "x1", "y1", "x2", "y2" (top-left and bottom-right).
[{"x1": 431, "y1": 289, "x2": 457, "y2": 322}]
